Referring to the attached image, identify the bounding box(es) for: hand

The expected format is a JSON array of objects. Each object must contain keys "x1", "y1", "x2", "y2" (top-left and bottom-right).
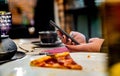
[
  {"x1": 57, "y1": 30, "x2": 104, "y2": 52},
  {"x1": 57, "y1": 30, "x2": 86, "y2": 45},
  {"x1": 57, "y1": 30, "x2": 71, "y2": 45},
  {"x1": 65, "y1": 38, "x2": 104, "y2": 52},
  {"x1": 69, "y1": 31, "x2": 86, "y2": 44}
]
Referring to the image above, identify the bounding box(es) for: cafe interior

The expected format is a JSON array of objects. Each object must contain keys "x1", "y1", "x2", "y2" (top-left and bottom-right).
[{"x1": 0, "y1": 0, "x2": 120, "y2": 76}]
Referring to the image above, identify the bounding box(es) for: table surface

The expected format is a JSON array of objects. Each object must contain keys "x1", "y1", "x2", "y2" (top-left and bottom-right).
[
  {"x1": 13, "y1": 38, "x2": 64, "y2": 55},
  {"x1": 0, "y1": 38, "x2": 108, "y2": 76}
]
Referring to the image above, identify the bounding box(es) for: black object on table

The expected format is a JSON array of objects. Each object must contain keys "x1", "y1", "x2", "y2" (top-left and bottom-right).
[{"x1": 0, "y1": 51, "x2": 26, "y2": 65}]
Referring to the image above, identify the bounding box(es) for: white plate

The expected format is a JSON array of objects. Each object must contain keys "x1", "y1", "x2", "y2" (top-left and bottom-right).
[
  {"x1": 0, "y1": 52, "x2": 108, "y2": 76},
  {"x1": 70, "y1": 52, "x2": 108, "y2": 72}
]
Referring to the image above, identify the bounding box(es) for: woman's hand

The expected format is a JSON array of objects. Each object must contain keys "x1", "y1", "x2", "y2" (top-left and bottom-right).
[
  {"x1": 57, "y1": 30, "x2": 104, "y2": 52},
  {"x1": 65, "y1": 38, "x2": 104, "y2": 52},
  {"x1": 57, "y1": 30, "x2": 86, "y2": 45},
  {"x1": 69, "y1": 31, "x2": 86, "y2": 44}
]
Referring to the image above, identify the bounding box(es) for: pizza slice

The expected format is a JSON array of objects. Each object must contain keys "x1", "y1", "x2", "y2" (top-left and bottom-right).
[{"x1": 30, "y1": 52, "x2": 82, "y2": 70}]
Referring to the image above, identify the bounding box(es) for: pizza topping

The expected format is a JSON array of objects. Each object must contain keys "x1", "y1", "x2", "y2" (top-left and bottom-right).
[{"x1": 30, "y1": 52, "x2": 83, "y2": 70}]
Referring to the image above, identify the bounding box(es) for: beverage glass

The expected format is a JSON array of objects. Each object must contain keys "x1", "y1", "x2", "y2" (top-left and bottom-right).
[{"x1": 0, "y1": 12, "x2": 12, "y2": 36}]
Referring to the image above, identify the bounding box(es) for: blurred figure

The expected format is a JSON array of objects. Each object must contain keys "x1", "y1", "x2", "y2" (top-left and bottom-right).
[
  {"x1": 57, "y1": 30, "x2": 104, "y2": 52},
  {"x1": 34, "y1": 0, "x2": 55, "y2": 37}
]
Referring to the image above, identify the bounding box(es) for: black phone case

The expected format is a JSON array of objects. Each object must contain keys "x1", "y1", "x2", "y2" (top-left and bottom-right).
[{"x1": 49, "y1": 20, "x2": 79, "y2": 45}]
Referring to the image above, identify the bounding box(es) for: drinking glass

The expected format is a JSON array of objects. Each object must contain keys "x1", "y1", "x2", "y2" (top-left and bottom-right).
[{"x1": 0, "y1": 12, "x2": 12, "y2": 36}]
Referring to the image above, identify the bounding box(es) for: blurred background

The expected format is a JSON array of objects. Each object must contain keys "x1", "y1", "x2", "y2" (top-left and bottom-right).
[{"x1": 0, "y1": 0, "x2": 120, "y2": 53}]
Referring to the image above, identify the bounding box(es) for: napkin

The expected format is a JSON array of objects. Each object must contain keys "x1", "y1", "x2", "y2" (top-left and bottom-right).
[{"x1": 44, "y1": 47, "x2": 69, "y2": 54}]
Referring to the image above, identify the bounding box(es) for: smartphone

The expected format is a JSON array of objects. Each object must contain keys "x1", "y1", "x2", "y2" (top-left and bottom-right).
[{"x1": 49, "y1": 20, "x2": 80, "y2": 45}]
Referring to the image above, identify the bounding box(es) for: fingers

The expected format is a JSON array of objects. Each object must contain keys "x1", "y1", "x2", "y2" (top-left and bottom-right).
[
  {"x1": 70, "y1": 31, "x2": 79, "y2": 37},
  {"x1": 57, "y1": 30, "x2": 73, "y2": 45},
  {"x1": 65, "y1": 45, "x2": 80, "y2": 52},
  {"x1": 66, "y1": 38, "x2": 72, "y2": 45},
  {"x1": 57, "y1": 30, "x2": 63, "y2": 37},
  {"x1": 58, "y1": 34, "x2": 73, "y2": 45},
  {"x1": 70, "y1": 31, "x2": 86, "y2": 43},
  {"x1": 61, "y1": 35, "x2": 67, "y2": 43}
]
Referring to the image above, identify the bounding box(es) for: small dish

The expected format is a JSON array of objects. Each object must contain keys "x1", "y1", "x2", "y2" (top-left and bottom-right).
[
  {"x1": 0, "y1": 51, "x2": 26, "y2": 64},
  {"x1": 32, "y1": 40, "x2": 62, "y2": 47}
]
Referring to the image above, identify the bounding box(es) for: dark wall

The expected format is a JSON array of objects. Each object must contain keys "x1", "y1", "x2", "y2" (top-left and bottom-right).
[{"x1": 0, "y1": 0, "x2": 9, "y2": 11}]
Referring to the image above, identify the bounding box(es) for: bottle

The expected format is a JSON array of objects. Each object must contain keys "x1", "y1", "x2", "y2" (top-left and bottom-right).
[
  {"x1": 108, "y1": 42, "x2": 120, "y2": 76},
  {"x1": 0, "y1": 0, "x2": 11, "y2": 36},
  {"x1": 108, "y1": 31, "x2": 120, "y2": 76},
  {"x1": 106, "y1": 3, "x2": 120, "y2": 76}
]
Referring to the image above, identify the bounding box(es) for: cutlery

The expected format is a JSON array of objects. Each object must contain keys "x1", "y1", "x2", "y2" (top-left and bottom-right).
[
  {"x1": 18, "y1": 45, "x2": 34, "y2": 52},
  {"x1": 31, "y1": 52, "x2": 54, "y2": 56}
]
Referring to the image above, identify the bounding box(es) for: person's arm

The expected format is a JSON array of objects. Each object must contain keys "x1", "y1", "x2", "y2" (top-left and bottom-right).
[
  {"x1": 57, "y1": 30, "x2": 104, "y2": 52},
  {"x1": 66, "y1": 38, "x2": 104, "y2": 52}
]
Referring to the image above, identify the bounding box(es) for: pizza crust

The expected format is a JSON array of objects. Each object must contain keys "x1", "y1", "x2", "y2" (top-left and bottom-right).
[{"x1": 30, "y1": 52, "x2": 82, "y2": 70}]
